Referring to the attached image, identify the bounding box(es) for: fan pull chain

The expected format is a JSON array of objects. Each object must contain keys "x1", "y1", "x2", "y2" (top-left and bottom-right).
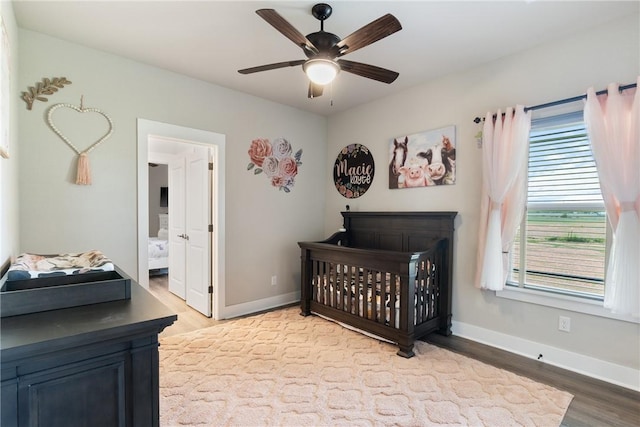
[{"x1": 330, "y1": 81, "x2": 334, "y2": 107}]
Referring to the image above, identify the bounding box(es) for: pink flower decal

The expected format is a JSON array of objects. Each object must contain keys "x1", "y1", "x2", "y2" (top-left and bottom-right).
[
  {"x1": 247, "y1": 137, "x2": 302, "y2": 193},
  {"x1": 279, "y1": 157, "x2": 298, "y2": 179},
  {"x1": 248, "y1": 138, "x2": 272, "y2": 167}
]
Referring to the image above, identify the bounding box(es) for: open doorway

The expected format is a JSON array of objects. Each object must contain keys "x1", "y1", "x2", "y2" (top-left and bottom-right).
[
  {"x1": 148, "y1": 162, "x2": 168, "y2": 276},
  {"x1": 137, "y1": 119, "x2": 226, "y2": 320}
]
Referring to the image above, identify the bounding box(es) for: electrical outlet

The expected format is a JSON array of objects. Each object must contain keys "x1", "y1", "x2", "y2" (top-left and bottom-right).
[
  {"x1": 558, "y1": 316, "x2": 571, "y2": 332},
  {"x1": 271, "y1": 275, "x2": 277, "y2": 286}
]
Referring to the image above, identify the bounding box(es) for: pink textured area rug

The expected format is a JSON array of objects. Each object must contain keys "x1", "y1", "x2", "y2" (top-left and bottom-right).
[{"x1": 159, "y1": 307, "x2": 573, "y2": 426}]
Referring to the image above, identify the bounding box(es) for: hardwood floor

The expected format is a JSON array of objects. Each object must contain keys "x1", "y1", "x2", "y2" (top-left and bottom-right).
[
  {"x1": 148, "y1": 276, "x2": 639, "y2": 426},
  {"x1": 147, "y1": 274, "x2": 222, "y2": 337},
  {"x1": 426, "y1": 334, "x2": 640, "y2": 427}
]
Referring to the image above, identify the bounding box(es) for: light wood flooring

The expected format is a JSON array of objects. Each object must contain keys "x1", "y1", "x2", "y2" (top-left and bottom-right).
[
  {"x1": 147, "y1": 274, "x2": 222, "y2": 338},
  {"x1": 148, "y1": 275, "x2": 639, "y2": 426}
]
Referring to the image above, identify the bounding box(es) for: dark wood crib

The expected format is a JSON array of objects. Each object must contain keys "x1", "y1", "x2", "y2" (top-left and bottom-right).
[{"x1": 299, "y1": 211, "x2": 457, "y2": 357}]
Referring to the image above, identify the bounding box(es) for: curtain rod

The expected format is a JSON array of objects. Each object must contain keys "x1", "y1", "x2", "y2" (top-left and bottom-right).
[{"x1": 473, "y1": 82, "x2": 637, "y2": 123}]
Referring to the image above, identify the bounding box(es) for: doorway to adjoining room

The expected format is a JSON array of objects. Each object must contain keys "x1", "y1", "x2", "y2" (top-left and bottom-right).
[{"x1": 137, "y1": 119, "x2": 226, "y2": 322}]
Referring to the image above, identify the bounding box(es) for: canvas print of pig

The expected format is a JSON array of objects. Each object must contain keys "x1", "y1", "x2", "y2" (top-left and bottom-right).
[{"x1": 389, "y1": 125, "x2": 456, "y2": 189}]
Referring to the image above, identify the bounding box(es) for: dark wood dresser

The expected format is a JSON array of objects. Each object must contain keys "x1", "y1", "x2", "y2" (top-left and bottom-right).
[{"x1": 1, "y1": 283, "x2": 176, "y2": 427}]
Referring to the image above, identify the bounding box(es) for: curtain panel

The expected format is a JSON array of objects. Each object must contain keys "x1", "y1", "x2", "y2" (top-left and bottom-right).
[
  {"x1": 584, "y1": 77, "x2": 640, "y2": 317},
  {"x1": 476, "y1": 105, "x2": 532, "y2": 290}
]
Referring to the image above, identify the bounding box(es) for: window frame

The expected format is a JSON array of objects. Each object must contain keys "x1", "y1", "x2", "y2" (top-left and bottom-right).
[{"x1": 496, "y1": 109, "x2": 638, "y2": 324}]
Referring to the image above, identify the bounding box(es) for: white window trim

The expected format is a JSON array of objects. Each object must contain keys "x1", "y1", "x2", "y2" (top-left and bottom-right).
[
  {"x1": 499, "y1": 108, "x2": 640, "y2": 323},
  {"x1": 496, "y1": 285, "x2": 639, "y2": 324},
  {"x1": 494, "y1": 106, "x2": 640, "y2": 324}
]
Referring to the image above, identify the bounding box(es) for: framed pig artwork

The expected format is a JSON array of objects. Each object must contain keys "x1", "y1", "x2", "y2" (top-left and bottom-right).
[{"x1": 388, "y1": 126, "x2": 456, "y2": 189}]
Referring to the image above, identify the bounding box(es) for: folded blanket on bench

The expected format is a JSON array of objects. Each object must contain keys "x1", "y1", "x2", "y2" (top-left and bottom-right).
[{"x1": 7, "y1": 250, "x2": 114, "y2": 281}]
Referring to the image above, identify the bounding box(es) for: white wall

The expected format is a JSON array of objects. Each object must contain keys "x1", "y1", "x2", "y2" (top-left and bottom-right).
[
  {"x1": 325, "y1": 15, "x2": 639, "y2": 377},
  {"x1": 17, "y1": 29, "x2": 327, "y2": 309},
  {"x1": 0, "y1": 1, "x2": 19, "y2": 269}
]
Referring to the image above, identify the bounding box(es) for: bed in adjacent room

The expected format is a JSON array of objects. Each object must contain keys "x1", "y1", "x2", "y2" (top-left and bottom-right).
[{"x1": 149, "y1": 213, "x2": 169, "y2": 272}]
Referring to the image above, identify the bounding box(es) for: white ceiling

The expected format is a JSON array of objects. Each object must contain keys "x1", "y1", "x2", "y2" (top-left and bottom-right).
[{"x1": 12, "y1": 1, "x2": 639, "y2": 117}]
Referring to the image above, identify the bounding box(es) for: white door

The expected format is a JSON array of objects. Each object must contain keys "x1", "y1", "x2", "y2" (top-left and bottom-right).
[
  {"x1": 168, "y1": 155, "x2": 186, "y2": 299},
  {"x1": 185, "y1": 146, "x2": 212, "y2": 316}
]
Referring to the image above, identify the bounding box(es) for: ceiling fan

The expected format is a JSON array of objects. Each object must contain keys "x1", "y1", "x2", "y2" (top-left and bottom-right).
[{"x1": 238, "y1": 3, "x2": 402, "y2": 99}]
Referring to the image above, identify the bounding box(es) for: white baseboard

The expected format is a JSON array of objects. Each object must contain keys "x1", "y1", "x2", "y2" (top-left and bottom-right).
[
  {"x1": 452, "y1": 320, "x2": 640, "y2": 392},
  {"x1": 223, "y1": 291, "x2": 300, "y2": 319}
]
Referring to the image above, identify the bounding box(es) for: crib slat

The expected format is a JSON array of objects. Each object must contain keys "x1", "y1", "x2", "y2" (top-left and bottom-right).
[
  {"x1": 336, "y1": 264, "x2": 344, "y2": 310},
  {"x1": 416, "y1": 261, "x2": 422, "y2": 323},
  {"x1": 429, "y1": 257, "x2": 437, "y2": 319},
  {"x1": 352, "y1": 266, "x2": 359, "y2": 317},
  {"x1": 330, "y1": 262, "x2": 335, "y2": 308},
  {"x1": 415, "y1": 261, "x2": 421, "y2": 324},
  {"x1": 336, "y1": 263, "x2": 342, "y2": 309},
  {"x1": 344, "y1": 264, "x2": 349, "y2": 311},
  {"x1": 312, "y1": 260, "x2": 318, "y2": 302},
  {"x1": 368, "y1": 271, "x2": 372, "y2": 320},
  {"x1": 354, "y1": 266, "x2": 360, "y2": 317},
  {"x1": 432, "y1": 256, "x2": 439, "y2": 316},
  {"x1": 379, "y1": 270, "x2": 387, "y2": 325},
  {"x1": 315, "y1": 260, "x2": 319, "y2": 303},
  {"x1": 372, "y1": 269, "x2": 377, "y2": 322},
  {"x1": 323, "y1": 262, "x2": 330, "y2": 305},
  {"x1": 318, "y1": 260, "x2": 324, "y2": 304},
  {"x1": 372, "y1": 270, "x2": 376, "y2": 322},
  {"x1": 371, "y1": 269, "x2": 377, "y2": 322},
  {"x1": 420, "y1": 260, "x2": 428, "y2": 323},
  {"x1": 426, "y1": 259, "x2": 432, "y2": 319},
  {"x1": 389, "y1": 273, "x2": 397, "y2": 328},
  {"x1": 378, "y1": 271, "x2": 383, "y2": 323},
  {"x1": 360, "y1": 268, "x2": 367, "y2": 319},
  {"x1": 416, "y1": 262, "x2": 422, "y2": 325},
  {"x1": 423, "y1": 260, "x2": 427, "y2": 317}
]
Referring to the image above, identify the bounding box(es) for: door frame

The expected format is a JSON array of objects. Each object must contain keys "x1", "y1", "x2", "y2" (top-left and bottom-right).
[{"x1": 137, "y1": 119, "x2": 226, "y2": 320}]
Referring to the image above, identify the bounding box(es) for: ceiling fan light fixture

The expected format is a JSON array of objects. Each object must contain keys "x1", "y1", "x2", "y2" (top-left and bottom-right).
[{"x1": 303, "y1": 58, "x2": 339, "y2": 85}]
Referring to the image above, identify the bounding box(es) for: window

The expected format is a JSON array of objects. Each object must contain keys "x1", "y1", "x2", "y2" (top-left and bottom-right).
[{"x1": 508, "y1": 111, "x2": 608, "y2": 300}]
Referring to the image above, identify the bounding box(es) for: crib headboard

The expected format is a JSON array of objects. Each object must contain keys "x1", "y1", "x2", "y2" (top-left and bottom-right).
[{"x1": 342, "y1": 211, "x2": 457, "y2": 252}]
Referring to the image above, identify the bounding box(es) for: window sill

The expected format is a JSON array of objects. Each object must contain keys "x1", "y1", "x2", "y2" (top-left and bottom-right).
[{"x1": 496, "y1": 286, "x2": 639, "y2": 324}]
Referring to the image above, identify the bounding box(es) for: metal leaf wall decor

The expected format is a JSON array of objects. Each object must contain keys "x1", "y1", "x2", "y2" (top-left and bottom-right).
[{"x1": 21, "y1": 77, "x2": 72, "y2": 110}]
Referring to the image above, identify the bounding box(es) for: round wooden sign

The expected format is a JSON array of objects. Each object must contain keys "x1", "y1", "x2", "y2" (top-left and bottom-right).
[{"x1": 333, "y1": 144, "x2": 375, "y2": 199}]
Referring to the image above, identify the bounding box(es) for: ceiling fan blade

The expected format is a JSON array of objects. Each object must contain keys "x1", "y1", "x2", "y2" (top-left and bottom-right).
[
  {"x1": 308, "y1": 82, "x2": 324, "y2": 99},
  {"x1": 256, "y1": 9, "x2": 319, "y2": 55},
  {"x1": 238, "y1": 60, "x2": 305, "y2": 74},
  {"x1": 334, "y1": 14, "x2": 402, "y2": 57},
  {"x1": 337, "y1": 59, "x2": 399, "y2": 84}
]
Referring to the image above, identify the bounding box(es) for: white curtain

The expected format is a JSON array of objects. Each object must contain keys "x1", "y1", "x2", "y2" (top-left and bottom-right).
[
  {"x1": 584, "y1": 77, "x2": 639, "y2": 317},
  {"x1": 476, "y1": 105, "x2": 532, "y2": 290}
]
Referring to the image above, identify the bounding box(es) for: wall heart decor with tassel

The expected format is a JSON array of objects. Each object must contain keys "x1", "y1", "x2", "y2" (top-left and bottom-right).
[{"x1": 46, "y1": 99, "x2": 114, "y2": 185}]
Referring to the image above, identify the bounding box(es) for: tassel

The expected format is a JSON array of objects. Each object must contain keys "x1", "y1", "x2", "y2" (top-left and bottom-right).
[{"x1": 76, "y1": 152, "x2": 92, "y2": 185}]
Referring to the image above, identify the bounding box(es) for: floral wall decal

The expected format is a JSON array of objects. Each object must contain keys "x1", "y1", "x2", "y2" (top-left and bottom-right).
[{"x1": 247, "y1": 137, "x2": 302, "y2": 193}]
